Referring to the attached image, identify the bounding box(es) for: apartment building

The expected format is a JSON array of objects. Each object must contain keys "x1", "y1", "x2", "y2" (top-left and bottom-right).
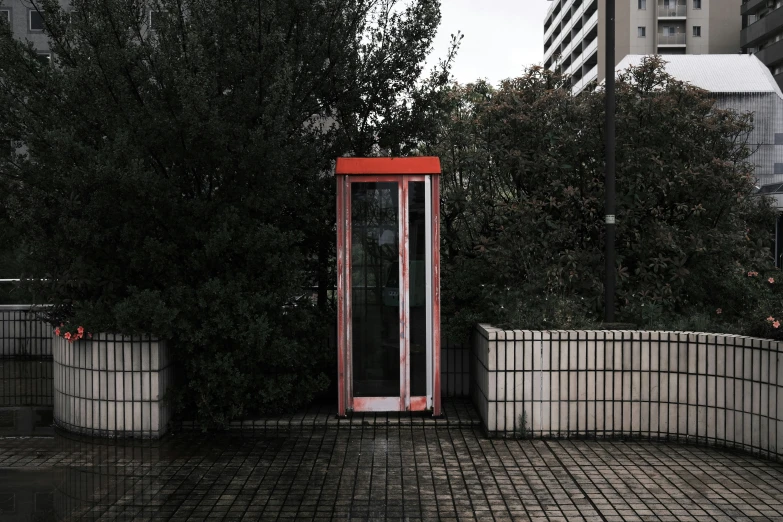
[
  {"x1": 544, "y1": 0, "x2": 742, "y2": 93},
  {"x1": 0, "y1": 0, "x2": 70, "y2": 61},
  {"x1": 741, "y1": 0, "x2": 783, "y2": 91}
]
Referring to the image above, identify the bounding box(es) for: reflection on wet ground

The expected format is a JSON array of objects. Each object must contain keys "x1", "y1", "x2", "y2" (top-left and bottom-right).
[
  {"x1": 0, "y1": 358, "x2": 54, "y2": 438},
  {"x1": 2, "y1": 361, "x2": 783, "y2": 521},
  {"x1": 3, "y1": 425, "x2": 783, "y2": 521}
]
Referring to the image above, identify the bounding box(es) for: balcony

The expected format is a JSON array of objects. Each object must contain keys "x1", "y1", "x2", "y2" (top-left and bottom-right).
[
  {"x1": 557, "y1": 10, "x2": 598, "y2": 67},
  {"x1": 565, "y1": 37, "x2": 598, "y2": 77},
  {"x1": 775, "y1": 71, "x2": 783, "y2": 91},
  {"x1": 572, "y1": 64, "x2": 598, "y2": 94},
  {"x1": 754, "y1": 38, "x2": 783, "y2": 67},
  {"x1": 742, "y1": 0, "x2": 769, "y2": 16},
  {"x1": 544, "y1": 0, "x2": 597, "y2": 61},
  {"x1": 544, "y1": 3, "x2": 581, "y2": 61},
  {"x1": 544, "y1": 0, "x2": 577, "y2": 42},
  {"x1": 658, "y1": 33, "x2": 686, "y2": 45},
  {"x1": 742, "y1": 6, "x2": 783, "y2": 48},
  {"x1": 658, "y1": 5, "x2": 686, "y2": 17}
]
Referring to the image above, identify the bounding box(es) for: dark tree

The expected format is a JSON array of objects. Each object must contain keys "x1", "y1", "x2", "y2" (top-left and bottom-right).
[
  {"x1": 0, "y1": 0, "x2": 455, "y2": 425},
  {"x1": 425, "y1": 58, "x2": 778, "y2": 340}
]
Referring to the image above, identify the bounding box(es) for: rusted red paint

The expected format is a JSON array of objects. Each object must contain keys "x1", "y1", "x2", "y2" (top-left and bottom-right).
[
  {"x1": 337, "y1": 176, "x2": 345, "y2": 417},
  {"x1": 410, "y1": 396, "x2": 427, "y2": 411},
  {"x1": 353, "y1": 397, "x2": 404, "y2": 412},
  {"x1": 335, "y1": 158, "x2": 442, "y2": 415},
  {"x1": 432, "y1": 175, "x2": 442, "y2": 417},
  {"x1": 400, "y1": 181, "x2": 410, "y2": 411},
  {"x1": 336, "y1": 157, "x2": 441, "y2": 175}
]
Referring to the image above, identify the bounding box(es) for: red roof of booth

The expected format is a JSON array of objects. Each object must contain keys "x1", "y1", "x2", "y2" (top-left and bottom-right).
[{"x1": 335, "y1": 157, "x2": 441, "y2": 175}]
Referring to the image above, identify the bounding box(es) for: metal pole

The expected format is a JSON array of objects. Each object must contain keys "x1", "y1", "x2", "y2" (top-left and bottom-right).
[
  {"x1": 604, "y1": 0, "x2": 616, "y2": 323},
  {"x1": 775, "y1": 214, "x2": 781, "y2": 268}
]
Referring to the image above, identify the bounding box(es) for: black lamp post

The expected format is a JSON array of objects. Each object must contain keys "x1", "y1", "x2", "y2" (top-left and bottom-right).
[{"x1": 604, "y1": 0, "x2": 616, "y2": 323}]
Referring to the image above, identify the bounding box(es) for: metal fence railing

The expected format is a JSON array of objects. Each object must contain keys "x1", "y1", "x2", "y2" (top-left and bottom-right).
[
  {"x1": 442, "y1": 341, "x2": 470, "y2": 397},
  {"x1": 0, "y1": 304, "x2": 54, "y2": 436},
  {"x1": 658, "y1": 5, "x2": 686, "y2": 16},
  {"x1": 1, "y1": 299, "x2": 472, "y2": 436},
  {"x1": 658, "y1": 33, "x2": 686, "y2": 45},
  {"x1": 0, "y1": 305, "x2": 52, "y2": 358}
]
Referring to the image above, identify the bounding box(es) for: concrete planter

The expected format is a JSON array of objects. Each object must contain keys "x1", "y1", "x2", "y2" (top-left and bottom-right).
[
  {"x1": 473, "y1": 324, "x2": 783, "y2": 460},
  {"x1": 53, "y1": 333, "x2": 173, "y2": 438}
]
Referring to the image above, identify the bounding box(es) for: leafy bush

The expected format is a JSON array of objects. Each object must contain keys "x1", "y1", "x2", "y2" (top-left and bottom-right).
[
  {"x1": 0, "y1": 0, "x2": 453, "y2": 426},
  {"x1": 427, "y1": 58, "x2": 780, "y2": 341}
]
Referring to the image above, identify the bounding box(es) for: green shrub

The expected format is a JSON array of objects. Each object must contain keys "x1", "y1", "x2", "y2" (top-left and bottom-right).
[
  {"x1": 0, "y1": 0, "x2": 453, "y2": 426},
  {"x1": 427, "y1": 58, "x2": 781, "y2": 338}
]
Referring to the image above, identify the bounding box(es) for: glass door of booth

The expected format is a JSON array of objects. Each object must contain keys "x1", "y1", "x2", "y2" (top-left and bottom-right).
[{"x1": 337, "y1": 164, "x2": 440, "y2": 414}]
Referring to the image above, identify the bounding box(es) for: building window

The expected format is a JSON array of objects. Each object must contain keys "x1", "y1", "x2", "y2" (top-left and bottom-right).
[
  {"x1": 775, "y1": 133, "x2": 783, "y2": 145},
  {"x1": 776, "y1": 163, "x2": 783, "y2": 175},
  {"x1": 693, "y1": 26, "x2": 701, "y2": 37},
  {"x1": 29, "y1": 10, "x2": 44, "y2": 31},
  {"x1": 0, "y1": 9, "x2": 9, "y2": 23},
  {"x1": 638, "y1": 0, "x2": 646, "y2": 9},
  {"x1": 36, "y1": 52, "x2": 51, "y2": 65},
  {"x1": 638, "y1": 26, "x2": 646, "y2": 37},
  {"x1": 693, "y1": 0, "x2": 701, "y2": 8}
]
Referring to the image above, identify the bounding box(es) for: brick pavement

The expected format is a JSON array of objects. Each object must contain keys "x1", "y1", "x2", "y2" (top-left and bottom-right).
[{"x1": 2, "y1": 420, "x2": 783, "y2": 521}]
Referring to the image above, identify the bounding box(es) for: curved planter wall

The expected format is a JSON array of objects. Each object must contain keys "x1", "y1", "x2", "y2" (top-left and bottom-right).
[
  {"x1": 53, "y1": 333, "x2": 173, "y2": 438},
  {"x1": 473, "y1": 324, "x2": 783, "y2": 459}
]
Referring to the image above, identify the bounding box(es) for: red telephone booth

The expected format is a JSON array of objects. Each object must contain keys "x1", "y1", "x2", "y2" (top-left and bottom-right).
[{"x1": 336, "y1": 157, "x2": 441, "y2": 416}]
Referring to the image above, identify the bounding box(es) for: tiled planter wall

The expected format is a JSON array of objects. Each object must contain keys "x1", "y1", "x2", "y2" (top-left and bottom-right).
[
  {"x1": 0, "y1": 305, "x2": 51, "y2": 357},
  {"x1": 53, "y1": 333, "x2": 174, "y2": 438},
  {"x1": 473, "y1": 324, "x2": 783, "y2": 459}
]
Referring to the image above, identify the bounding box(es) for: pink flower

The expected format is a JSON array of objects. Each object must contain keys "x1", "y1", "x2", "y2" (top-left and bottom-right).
[
  {"x1": 716, "y1": 308, "x2": 722, "y2": 315},
  {"x1": 768, "y1": 316, "x2": 775, "y2": 322},
  {"x1": 77, "y1": 326, "x2": 84, "y2": 334},
  {"x1": 54, "y1": 328, "x2": 60, "y2": 336},
  {"x1": 774, "y1": 321, "x2": 781, "y2": 329},
  {"x1": 770, "y1": 278, "x2": 775, "y2": 284},
  {"x1": 64, "y1": 332, "x2": 71, "y2": 340},
  {"x1": 87, "y1": 333, "x2": 93, "y2": 339},
  {"x1": 748, "y1": 271, "x2": 759, "y2": 277}
]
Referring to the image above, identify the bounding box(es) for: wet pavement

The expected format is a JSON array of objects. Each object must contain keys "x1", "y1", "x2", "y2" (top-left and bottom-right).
[{"x1": 2, "y1": 418, "x2": 783, "y2": 521}]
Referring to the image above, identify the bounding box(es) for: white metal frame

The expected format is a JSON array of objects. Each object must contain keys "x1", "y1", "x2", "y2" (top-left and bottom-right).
[{"x1": 424, "y1": 176, "x2": 433, "y2": 408}]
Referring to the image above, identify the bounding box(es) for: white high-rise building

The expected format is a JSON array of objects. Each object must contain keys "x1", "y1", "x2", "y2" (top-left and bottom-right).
[{"x1": 544, "y1": 0, "x2": 743, "y2": 94}]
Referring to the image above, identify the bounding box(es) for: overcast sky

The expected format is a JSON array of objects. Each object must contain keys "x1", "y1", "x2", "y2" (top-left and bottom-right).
[{"x1": 425, "y1": 1, "x2": 551, "y2": 86}]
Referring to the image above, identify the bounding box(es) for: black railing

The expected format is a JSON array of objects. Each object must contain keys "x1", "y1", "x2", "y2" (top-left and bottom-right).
[
  {"x1": 0, "y1": 304, "x2": 54, "y2": 436},
  {"x1": 0, "y1": 304, "x2": 52, "y2": 358}
]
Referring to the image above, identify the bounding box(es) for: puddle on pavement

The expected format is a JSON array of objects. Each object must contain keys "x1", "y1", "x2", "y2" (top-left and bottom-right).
[
  {"x1": 1, "y1": 432, "x2": 159, "y2": 521},
  {"x1": 0, "y1": 428, "x2": 299, "y2": 521},
  {"x1": 0, "y1": 359, "x2": 328, "y2": 521}
]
